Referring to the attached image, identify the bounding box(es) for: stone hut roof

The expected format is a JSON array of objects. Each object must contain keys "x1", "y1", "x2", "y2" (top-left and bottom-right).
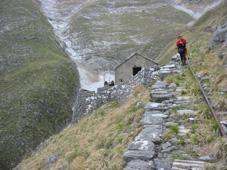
[{"x1": 114, "y1": 52, "x2": 158, "y2": 70}]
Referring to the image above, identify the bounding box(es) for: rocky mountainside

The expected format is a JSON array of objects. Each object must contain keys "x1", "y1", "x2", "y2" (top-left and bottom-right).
[
  {"x1": 0, "y1": 0, "x2": 79, "y2": 169},
  {"x1": 41, "y1": 0, "x2": 193, "y2": 90},
  {"x1": 1, "y1": 0, "x2": 226, "y2": 169},
  {"x1": 169, "y1": 0, "x2": 223, "y2": 19},
  {"x1": 15, "y1": 1, "x2": 227, "y2": 170}
]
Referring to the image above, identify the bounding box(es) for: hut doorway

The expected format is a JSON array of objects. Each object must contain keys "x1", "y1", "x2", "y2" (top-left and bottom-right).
[{"x1": 133, "y1": 66, "x2": 142, "y2": 76}]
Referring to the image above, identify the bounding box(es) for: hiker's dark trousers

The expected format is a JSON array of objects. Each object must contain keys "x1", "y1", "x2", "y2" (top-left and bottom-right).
[{"x1": 178, "y1": 47, "x2": 186, "y2": 65}]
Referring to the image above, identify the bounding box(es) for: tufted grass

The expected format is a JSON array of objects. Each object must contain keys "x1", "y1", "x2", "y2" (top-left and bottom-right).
[
  {"x1": 0, "y1": 0, "x2": 79, "y2": 169},
  {"x1": 16, "y1": 86, "x2": 150, "y2": 170}
]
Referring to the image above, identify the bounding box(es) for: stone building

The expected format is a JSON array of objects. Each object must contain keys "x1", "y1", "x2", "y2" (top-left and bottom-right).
[{"x1": 115, "y1": 53, "x2": 158, "y2": 83}]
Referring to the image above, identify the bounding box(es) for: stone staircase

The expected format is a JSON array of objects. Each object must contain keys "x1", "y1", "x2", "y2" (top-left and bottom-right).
[{"x1": 123, "y1": 59, "x2": 210, "y2": 170}]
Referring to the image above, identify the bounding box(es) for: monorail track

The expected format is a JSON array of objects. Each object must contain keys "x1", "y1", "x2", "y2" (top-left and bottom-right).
[{"x1": 188, "y1": 60, "x2": 226, "y2": 137}]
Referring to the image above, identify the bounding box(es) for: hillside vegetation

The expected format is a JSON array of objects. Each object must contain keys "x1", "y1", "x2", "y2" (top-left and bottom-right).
[
  {"x1": 58, "y1": 0, "x2": 193, "y2": 71},
  {"x1": 159, "y1": 0, "x2": 227, "y2": 111},
  {"x1": 0, "y1": 0, "x2": 79, "y2": 169},
  {"x1": 16, "y1": 86, "x2": 150, "y2": 170}
]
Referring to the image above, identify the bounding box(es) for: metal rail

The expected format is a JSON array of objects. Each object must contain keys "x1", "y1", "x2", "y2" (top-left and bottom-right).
[{"x1": 187, "y1": 60, "x2": 226, "y2": 137}]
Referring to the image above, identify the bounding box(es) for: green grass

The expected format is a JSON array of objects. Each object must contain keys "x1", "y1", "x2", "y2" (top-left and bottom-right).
[
  {"x1": 17, "y1": 86, "x2": 150, "y2": 170},
  {"x1": 164, "y1": 67, "x2": 221, "y2": 159},
  {"x1": 0, "y1": 0, "x2": 79, "y2": 169}
]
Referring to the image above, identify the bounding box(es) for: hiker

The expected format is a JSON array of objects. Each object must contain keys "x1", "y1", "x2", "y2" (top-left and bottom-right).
[
  {"x1": 109, "y1": 80, "x2": 115, "y2": 86},
  {"x1": 104, "y1": 81, "x2": 108, "y2": 86},
  {"x1": 176, "y1": 35, "x2": 187, "y2": 65}
]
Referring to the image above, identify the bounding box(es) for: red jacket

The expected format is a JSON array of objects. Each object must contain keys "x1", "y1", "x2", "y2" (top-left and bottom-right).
[{"x1": 176, "y1": 37, "x2": 187, "y2": 48}]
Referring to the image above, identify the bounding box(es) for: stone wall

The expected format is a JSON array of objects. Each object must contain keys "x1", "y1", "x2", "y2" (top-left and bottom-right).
[{"x1": 72, "y1": 67, "x2": 159, "y2": 122}]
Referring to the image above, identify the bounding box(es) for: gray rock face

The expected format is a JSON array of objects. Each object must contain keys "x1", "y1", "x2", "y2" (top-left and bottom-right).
[{"x1": 208, "y1": 22, "x2": 227, "y2": 49}]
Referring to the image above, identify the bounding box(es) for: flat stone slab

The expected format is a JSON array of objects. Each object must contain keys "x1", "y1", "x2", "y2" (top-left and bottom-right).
[
  {"x1": 152, "y1": 92, "x2": 175, "y2": 102},
  {"x1": 177, "y1": 110, "x2": 196, "y2": 116},
  {"x1": 152, "y1": 81, "x2": 168, "y2": 89},
  {"x1": 124, "y1": 160, "x2": 154, "y2": 170},
  {"x1": 174, "y1": 96, "x2": 192, "y2": 105},
  {"x1": 144, "y1": 110, "x2": 169, "y2": 119},
  {"x1": 162, "y1": 64, "x2": 177, "y2": 69},
  {"x1": 142, "y1": 112, "x2": 163, "y2": 125},
  {"x1": 172, "y1": 160, "x2": 207, "y2": 170},
  {"x1": 123, "y1": 150, "x2": 155, "y2": 162},
  {"x1": 154, "y1": 158, "x2": 172, "y2": 170},
  {"x1": 128, "y1": 140, "x2": 155, "y2": 151},
  {"x1": 135, "y1": 125, "x2": 163, "y2": 143},
  {"x1": 145, "y1": 102, "x2": 167, "y2": 111}
]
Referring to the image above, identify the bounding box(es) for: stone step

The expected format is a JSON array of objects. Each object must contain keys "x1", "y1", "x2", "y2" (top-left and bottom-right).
[
  {"x1": 145, "y1": 102, "x2": 168, "y2": 111},
  {"x1": 128, "y1": 140, "x2": 155, "y2": 151},
  {"x1": 123, "y1": 160, "x2": 154, "y2": 170},
  {"x1": 151, "y1": 90, "x2": 175, "y2": 102},
  {"x1": 171, "y1": 160, "x2": 207, "y2": 170},
  {"x1": 135, "y1": 125, "x2": 163, "y2": 143},
  {"x1": 154, "y1": 158, "x2": 172, "y2": 170},
  {"x1": 123, "y1": 150, "x2": 155, "y2": 162},
  {"x1": 152, "y1": 80, "x2": 168, "y2": 89},
  {"x1": 142, "y1": 112, "x2": 164, "y2": 125}
]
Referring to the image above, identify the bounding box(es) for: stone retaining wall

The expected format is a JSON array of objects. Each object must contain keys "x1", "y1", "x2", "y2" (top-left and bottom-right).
[{"x1": 72, "y1": 67, "x2": 159, "y2": 122}]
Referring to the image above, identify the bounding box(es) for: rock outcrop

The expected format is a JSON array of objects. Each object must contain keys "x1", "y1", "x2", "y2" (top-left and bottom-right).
[{"x1": 208, "y1": 22, "x2": 227, "y2": 49}]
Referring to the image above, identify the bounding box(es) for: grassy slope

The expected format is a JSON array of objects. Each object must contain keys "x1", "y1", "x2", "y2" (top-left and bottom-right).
[
  {"x1": 0, "y1": 0, "x2": 79, "y2": 169},
  {"x1": 165, "y1": 69, "x2": 226, "y2": 169},
  {"x1": 17, "y1": 86, "x2": 149, "y2": 170},
  {"x1": 159, "y1": 0, "x2": 227, "y2": 110},
  {"x1": 70, "y1": 0, "x2": 192, "y2": 64},
  {"x1": 158, "y1": 2, "x2": 227, "y2": 168}
]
